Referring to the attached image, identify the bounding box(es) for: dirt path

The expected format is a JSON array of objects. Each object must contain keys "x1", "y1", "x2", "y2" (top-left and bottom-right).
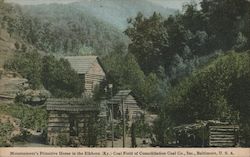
[{"x1": 106, "y1": 136, "x2": 151, "y2": 147}]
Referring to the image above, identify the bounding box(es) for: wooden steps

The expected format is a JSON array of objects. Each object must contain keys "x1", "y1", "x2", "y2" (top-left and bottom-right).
[{"x1": 209, "y1": 125, "x2": 239, "y2": 147}]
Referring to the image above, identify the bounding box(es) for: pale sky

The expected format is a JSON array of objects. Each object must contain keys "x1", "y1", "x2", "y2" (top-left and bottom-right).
[{"x1": 5, "y1": 0, "x2": 200, "y2": 10}]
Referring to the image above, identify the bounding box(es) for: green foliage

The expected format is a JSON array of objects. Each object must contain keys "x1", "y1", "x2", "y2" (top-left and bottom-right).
[
  {"x1": 104, "y1": 53, "x2": 145, "y2": 90},
  {"x1": 166, "y1": 51, "x2": 250, "y2": 124},
  {"x1": 4, "y1": 3, "x2": 128, "y2": 56},
  {"x1": 4, "y1": 51, "x2": 83, "y2": 98},
  {"x1": 157, "y1": 51, "x2": 250, "y2": 146},
  {"x1": 153, "y1": 114, "x2": 175, "y2": 145},
  {"x1": 103, "y1": 52, "x2": 145, "y2": 98},
  {"x1": 0, "y1": 103, "x2": 47, "y2": 130},
  {"x1": 133, "y1": 114, "x2": 151, "y2": 138},
  {"x1": 200, "y1": 0, "x2": 250, "y2": 51},
  {"x1": 41, "y1": 55, "x2": 83, "y2": 98},
  {"x1": 4, "y1": 51, "x2": 42, "y2": 89},
  {"x1": 125, "y1": 0, "x2": 250, "y2": 80},
  {"x1": 0, "y1": 122, "x2": 13, "y2": 146},
  {"x1": 103, "y1": 52, "x2": 170, "y2": 111},
  {"x1": 125, "y1": 12, "x2": 169, "y2": 74},
  {"x1": 57, "y1": 134, "x2": 68, "y2": 147}
]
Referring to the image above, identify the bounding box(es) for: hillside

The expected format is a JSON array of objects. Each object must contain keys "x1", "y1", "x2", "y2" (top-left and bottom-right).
[
  {"x1": 3, "y1": 0, "x2": 176, "y2": 56},
  {"x1": 7, "y1": 3, "x2": 129, "y2": 56},
  {"x1": 0, "y1": 29, "x2": 15, "y2": 68},
  {"x1": 7, "y1": 0, "x2": 176, "y2": 30},
  {"x1": 70, "y1": 0, "x2": 175, "y2": 30},
  {"x1": 1, "y1": 0, "x2": 250, "y2": 147}
]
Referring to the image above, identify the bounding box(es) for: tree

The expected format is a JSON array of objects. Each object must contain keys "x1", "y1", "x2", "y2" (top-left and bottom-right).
[
  {"x1": 4, "y1": 51, "x2": 42, "y2": 89},
  {"x1": 125, "y1": 12, "x2": 169, "y2": 74},
  {"x1": 103, "y1": 52, "x2": 145, "y2": 96},
  {"x1": 154, "y1": 51, "x2": 250, "y2": 146},
  {"x1": 200, "y1": 0, "x2": 250, "y2": 51},
  {"x1": 164, "y1": 51, "x2": 250, "y2": 125},
  {"x1": 41, "y1": 55, "x2": 83, "y2": 98}
]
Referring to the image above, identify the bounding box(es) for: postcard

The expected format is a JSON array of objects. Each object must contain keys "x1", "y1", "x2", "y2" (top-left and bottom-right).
[{"x1": 0, "y1": 0, "x2": 249, "y2": 157}]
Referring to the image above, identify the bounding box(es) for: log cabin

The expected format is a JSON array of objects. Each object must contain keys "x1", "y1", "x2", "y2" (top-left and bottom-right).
[
  {"x1": 46, "y1": 98, "x2": 104, "y2": 146},
  {"x1": 108, "y1": 90, "x2": 143, "y2": 123},
  {"x1": 65, "y1": 56, "x2": 106, "y2": 96}
]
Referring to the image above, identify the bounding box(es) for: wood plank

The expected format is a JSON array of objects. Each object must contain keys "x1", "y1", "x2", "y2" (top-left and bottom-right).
[
  {"x1": 210, "y1": 132, "x2": 235, "y2": 135},
  {"x1": 210, "y1": 128, "x2": 237, "y2": 132},
  {"x1": 209, "y1": 125, "x2": 239, "y2": 128},
  {"x1": 48, "y1": 123, "x2": 70, "y2": 127}
]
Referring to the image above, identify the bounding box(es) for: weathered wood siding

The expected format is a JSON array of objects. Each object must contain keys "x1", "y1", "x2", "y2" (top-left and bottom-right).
[
  {"x1": 46, "y1": 98, "x2": 101, "y2": 146},
  {"x1": 84, "y1": 61, "x2": 105, "y2": 95},
  {"x1": 64, "y1": 56, "x2": 106, "y2": 96},
  {"x1": 209, "y1": 125, "x2": 239, "y2": 147},
  {"x1": 47, "y1": 111, "x2": 98, "y2": 146},
  {"x1": 122, "y1": 95, "x2": 143, "y2": 120},
  {"x1": 47, "y1": 111, "x2": 70, "y2": 145}
]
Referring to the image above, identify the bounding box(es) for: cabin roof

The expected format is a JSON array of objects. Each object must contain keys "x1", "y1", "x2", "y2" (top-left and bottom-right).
[
  {"x1": 64, "y1": 56, "x2": 104, "y2": 74},
  {"x1": 108, "y1": 89, "x2": 132, "y2": 104},
  {"x1": 46, "y1": 98, "x2": 99, "y2": 112}
]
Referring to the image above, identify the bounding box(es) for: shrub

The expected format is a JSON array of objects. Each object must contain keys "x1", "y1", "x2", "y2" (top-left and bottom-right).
[
  {"x1": 57, "y1": 134, "x2": 68, "y2": 147},
  {"x1": 0, "y1": 122, "x2": 14, "y2": 146}
]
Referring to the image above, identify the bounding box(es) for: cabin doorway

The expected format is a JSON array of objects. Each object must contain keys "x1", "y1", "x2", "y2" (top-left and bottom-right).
[{"x1": 69, "y1": 115, "x2": 78, "y2": 136}]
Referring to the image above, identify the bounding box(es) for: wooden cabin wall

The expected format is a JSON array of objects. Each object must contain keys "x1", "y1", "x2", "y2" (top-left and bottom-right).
[
  {"x1": 84, "y1": 62, "x2": 105, "y2": 95},
  {"x1": 47, "y1": 111, "x2": 100, "y2": 146},
  {"x1": 47, "y1": 111, "x2": 70, "y2": 145},
  {"x1": 78, "y1": 74, "x2": 85, "y2": 92},
  {"x1": 123, "y1": 95, "x2": 143, "y2": 121}
]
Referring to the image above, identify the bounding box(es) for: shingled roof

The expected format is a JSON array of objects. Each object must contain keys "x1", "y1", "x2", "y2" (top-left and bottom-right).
[
  {"x1": 64, "y1": 56, "x2": 99, "y2": 74},
  {"x1": 46, "y1": 98, "x2": 99, "y2": 112},
  {"x1": 108, "y1": 90, "x2": 132, "y2": 104}
]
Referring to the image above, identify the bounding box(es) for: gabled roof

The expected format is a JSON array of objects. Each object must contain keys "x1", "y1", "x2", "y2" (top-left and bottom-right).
[
  {"x1": 64, "y1": 56, "x2": 102, "y2": 74},
  {"x1": 108, "y1": 89, "x2": 132, "y2": 104}
]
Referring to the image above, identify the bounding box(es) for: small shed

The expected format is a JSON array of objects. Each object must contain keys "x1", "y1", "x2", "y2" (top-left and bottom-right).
[
  {"x1": 172, "y1": 120, "x2": 239, "y2": 147},
  {"x1": 65, "y1": 56, "x2": 106, "y2": 96},
  {"x1": 108, "y1": 90, "x2": 143, "y2": 122},
  {"x1": 46, "y1": 98, "x2": 102, "y2": 146}
]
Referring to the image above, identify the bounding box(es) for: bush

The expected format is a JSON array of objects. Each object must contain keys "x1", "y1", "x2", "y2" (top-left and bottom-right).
[
  {"x1": 134, "y1": 115, "x2": 151, "y2": 138},
  {"x1": 0, "y1": 122, "x2": 14, "y2": 146},
  {"x1": 0, "y1": 103, "x2": 47, "y2": 130},
  {"x1": 57, "y1": 134, "x2": 68, "y2": 147}
]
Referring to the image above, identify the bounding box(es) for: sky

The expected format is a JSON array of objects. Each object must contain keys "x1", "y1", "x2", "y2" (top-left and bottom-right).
[{"x1": 5, "y1": 0, "x2": 200, "y2": 10}]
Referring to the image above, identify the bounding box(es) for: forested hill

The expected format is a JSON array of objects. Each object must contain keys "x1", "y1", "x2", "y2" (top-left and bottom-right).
[
  {"x1": 5, "y1": 3, "x2": 130, "y2": 56},
  {"x1": 8, "y1": 0, "x2": 175, "y2": 30},
  {"x1": 69, "y1": 0, "x2": 175, "y2": 30}
]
